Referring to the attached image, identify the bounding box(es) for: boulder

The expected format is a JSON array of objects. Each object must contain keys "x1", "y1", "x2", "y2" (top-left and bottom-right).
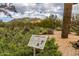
[
  {"x1": 71, "y1": 40, "x2": 79, "y2": 49},
  {"x1": 47, "y1": 29, "x2": 54, "y2": 34}
]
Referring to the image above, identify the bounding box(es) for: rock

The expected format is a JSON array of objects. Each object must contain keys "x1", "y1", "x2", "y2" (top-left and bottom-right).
[
  {"x1": 22, "y1": 27, "x2": 30, "y2": 34},
  {"x1": 42, "y1": 32, "x2": 48, "y2": 35},
  {"x1": 76, "y1": 40, "x2": 79, "y2": 47},
  {"x1": 72, "y1": 40, "x2": 79, "y2": 49},
  {"x1": 24, "y1": 27, "x2": 30, "y2": 32},
  {"x1": 47, "y1": 29, "x2": 54, "y2": 34}
]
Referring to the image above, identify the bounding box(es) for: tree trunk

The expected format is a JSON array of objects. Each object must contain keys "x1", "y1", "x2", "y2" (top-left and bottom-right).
[{"x1": 61, "y1": 3, "x2": 73, "y2": 38}]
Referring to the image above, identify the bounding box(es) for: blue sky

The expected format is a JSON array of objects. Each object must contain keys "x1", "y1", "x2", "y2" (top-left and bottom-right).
[{"x1": 0, "y1": 3, "x2": 79, "y2": 22}]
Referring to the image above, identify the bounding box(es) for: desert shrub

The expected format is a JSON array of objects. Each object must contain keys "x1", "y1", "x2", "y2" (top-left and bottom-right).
[
  {"x1": 36, "y1": 38, "x2": 62, "y2": 56},
  {"x1": 71, "y1": 23, "x2": 79, "y2": 35},
  {"x1": 0, "y1": 21, "x2": 5, "y2": 27},
  {"x1": 56, "y1": 27, "x2": 62, "y2": 31},
  {"x1": 35, "y1": 18, "x2": 62, "y2": 30},
  {"x1": 73, "y1": 27, "x2": 79, "y2": 35},
  {"x1": 38, "y1": 19, "x2": 54, "y2": 28},
  {"x1": 0, "y1": 26, "x2": 62, "y2": 56},
  {"x1": 0, "y1": 17, "x2": 62, "y2": 56},
  {"x1": 71, "y1": 15, "x2": 79, "y2": 35}
]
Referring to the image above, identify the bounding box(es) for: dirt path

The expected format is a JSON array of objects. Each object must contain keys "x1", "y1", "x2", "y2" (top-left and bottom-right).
[{"x1": 49, "y1": 31, "x2": 79, "y2": 56}]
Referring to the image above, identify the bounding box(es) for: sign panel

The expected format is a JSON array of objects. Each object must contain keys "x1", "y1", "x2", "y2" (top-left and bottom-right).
[{"x1": 28, "y1": 35, "x2": 48, "y2": 49}]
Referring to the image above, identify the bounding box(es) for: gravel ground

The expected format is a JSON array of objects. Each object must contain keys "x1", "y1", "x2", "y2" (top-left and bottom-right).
[{"x1": 49, "y1": 30, "x2": 79, "y2": 56}]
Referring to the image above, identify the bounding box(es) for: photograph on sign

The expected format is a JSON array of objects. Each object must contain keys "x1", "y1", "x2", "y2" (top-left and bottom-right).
[{"x1": 28, "y1": 35, "x2": 48, "y2": 49}]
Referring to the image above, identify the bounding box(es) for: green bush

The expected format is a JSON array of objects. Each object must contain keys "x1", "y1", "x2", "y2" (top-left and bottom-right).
[
  {"x1": 36, "y1": 38, "x2": 62, "y2": 56},
  {"x1": 0, "y1": 27, "x2": 62, "y2": 56},
  {"x1": 71, "y1": 22, "x2": 79, "y2": 35},
  {"x1": 39, "y1": 19, "x2": 54, "y2": 28},
  {"x1": 56, "y1": 27, "x2": 61, "y2": 31},
  {"x1": 71, "y1": 15, "x2": 79, "y2": 35},
  {"x1": 35, "y1": 18, "x2": 62, "y2": 29},
  {"x1": 74, "y1": 27, "x2": 79, "y2": 35},
  {"x1": 0, "y1": 18, "x2": 62, "y2": 56}
]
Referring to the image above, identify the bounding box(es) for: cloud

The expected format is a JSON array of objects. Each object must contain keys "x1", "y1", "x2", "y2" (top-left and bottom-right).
[
  {"x1": 1, "y1": 3, "x2": 79, "y2": 22},
  {"x1": 22, "y1": 3, "x2": 64, "y2": 18},
  {"x1": 72, "y1": 4, "x2": 79, "y2": 15},
  {"x1": 0, "y1": 3, "x2": 64, "y2": 22}
]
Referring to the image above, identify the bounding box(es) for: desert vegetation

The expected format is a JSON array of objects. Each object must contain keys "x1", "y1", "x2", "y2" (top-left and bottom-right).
[
  {"x1": 0, "y1": 12, "x2": 79, "y2": 56},
  {"x1": 0, "y1": 16, "x2": 62, "y2": 56}
]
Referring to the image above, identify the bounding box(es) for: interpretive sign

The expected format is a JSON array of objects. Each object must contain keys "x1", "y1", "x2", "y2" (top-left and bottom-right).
[{"x1": 28, "y1": 35, "x2": 48, "y2": 49}]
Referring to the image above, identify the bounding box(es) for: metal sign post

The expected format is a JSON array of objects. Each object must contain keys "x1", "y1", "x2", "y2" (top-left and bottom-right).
[{"x1": 33, "y1": 48, "x2": 36, "y2": 56}]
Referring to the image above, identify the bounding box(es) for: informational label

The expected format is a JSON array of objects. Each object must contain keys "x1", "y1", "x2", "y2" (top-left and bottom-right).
[{"x1": 28, "y1": 35, "x2": 48, "y2": 49}]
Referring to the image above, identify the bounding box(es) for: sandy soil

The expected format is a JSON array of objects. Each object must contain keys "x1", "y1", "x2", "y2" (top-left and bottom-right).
[{"x1": 49, "y1": 30, "x2": 79, "y2": 56}]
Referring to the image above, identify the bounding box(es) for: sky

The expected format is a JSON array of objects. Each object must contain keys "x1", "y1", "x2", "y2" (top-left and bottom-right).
[{"x1": 0, "y1": 3, "x2": 79, "y2": 22}]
